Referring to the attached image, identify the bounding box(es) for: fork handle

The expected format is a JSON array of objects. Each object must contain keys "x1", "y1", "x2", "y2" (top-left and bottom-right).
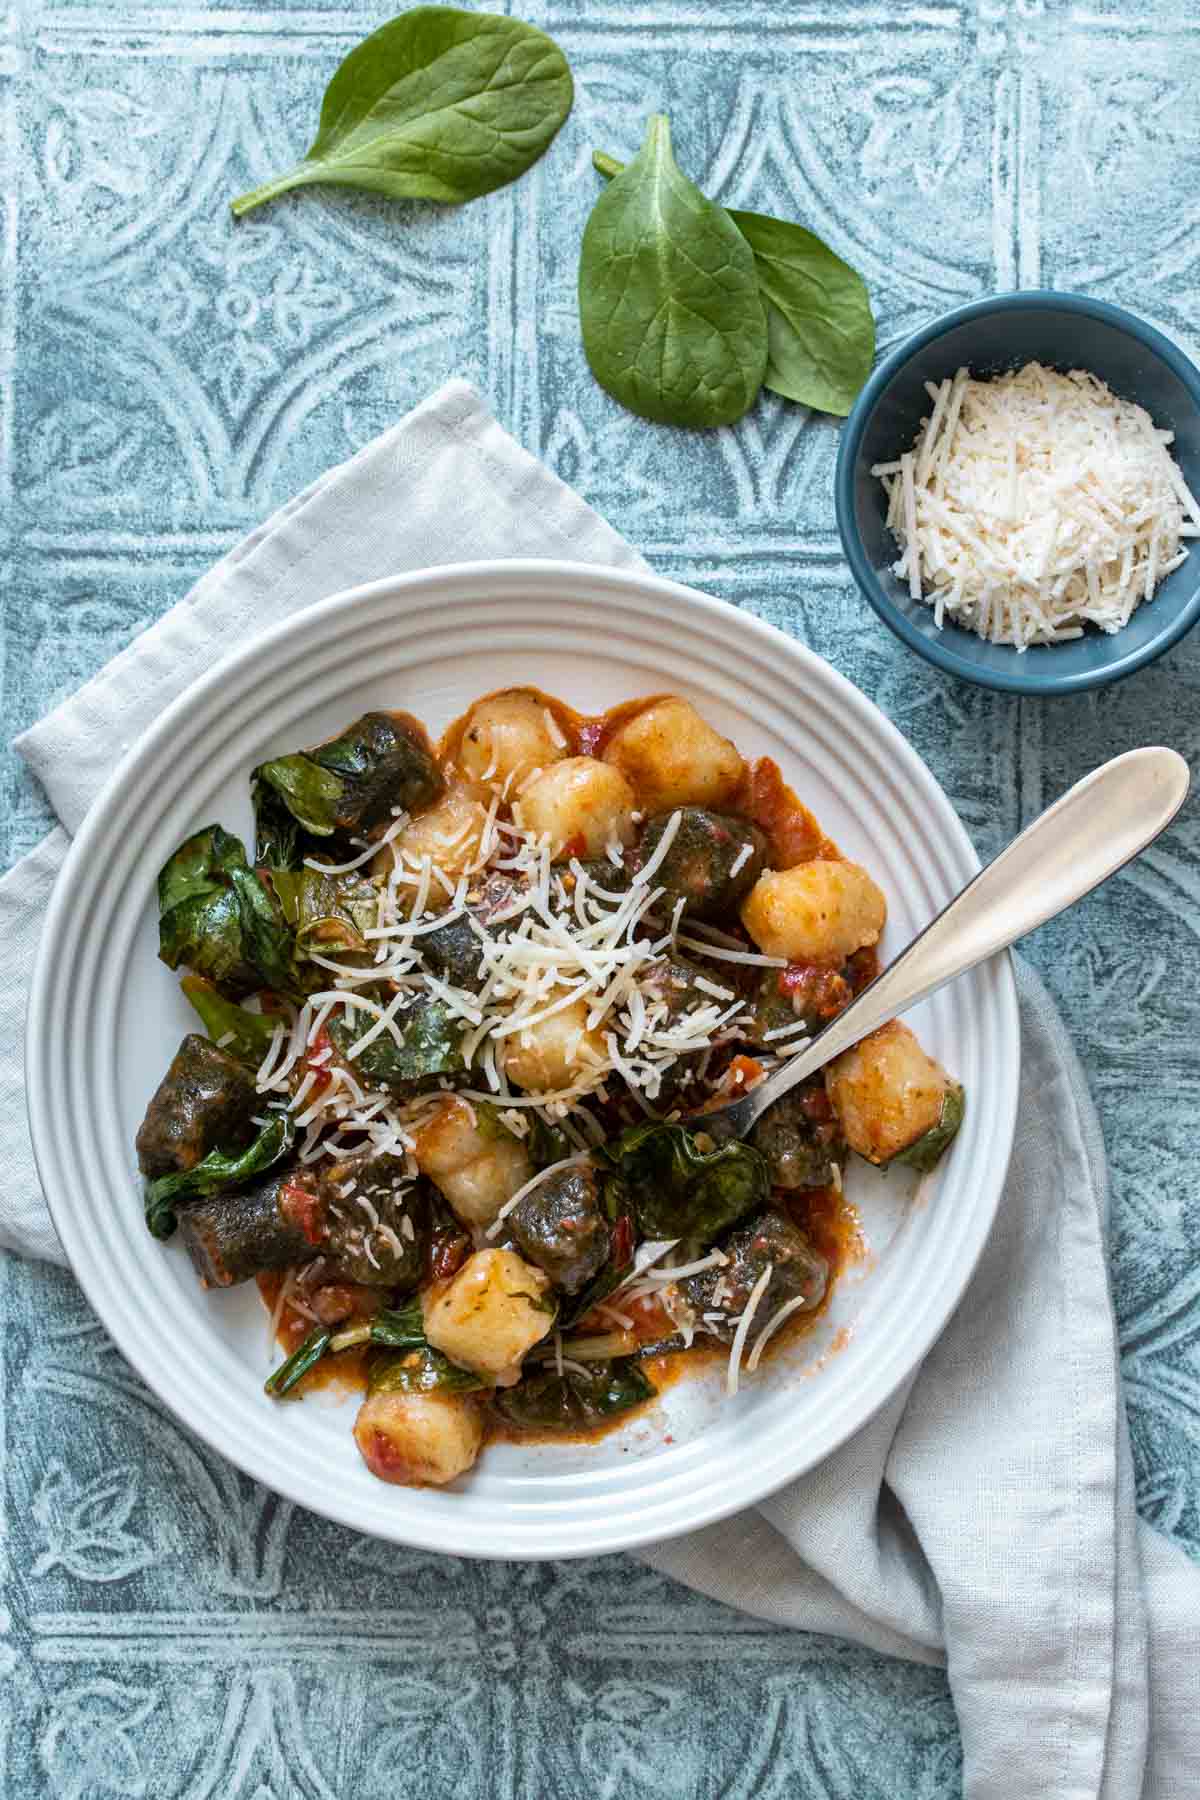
[{"x1": 745, "y1": 745, "x2": 1189, "y2": 1109}]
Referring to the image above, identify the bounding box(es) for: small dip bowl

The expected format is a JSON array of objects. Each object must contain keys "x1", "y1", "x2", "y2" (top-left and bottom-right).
[{"x1": 835, "y1": 291, "x2": 1200, "y2": 694}]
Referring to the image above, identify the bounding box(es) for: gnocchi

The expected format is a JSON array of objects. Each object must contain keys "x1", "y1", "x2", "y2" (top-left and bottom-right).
[
  {"x1": 415, "y1": 1098, "x2": 532, "y2": 1229},
  {"x1": 500, "y1": 998, "x2": 607, "y2": 1094},
  {"x1": 353, "y1": 1388, "x2": 483, "y2": 1487},
  {"x1": 825, "y1": 1021, "x2": 954, "y2": 1166},
  {"x1": 458, "y1": 689, "x2": 569, "y2": 791},
  {"x1": 740, "y1": 860, "x2": 886, "y2": 964},
  {"x1": 424, "y1": 1248, "x2": 555, "y2": 1385},
  {"x1": 388, "y1": 783, "x2": 490, "y2": 880},
  {"x1": 516, "y1": 756, "x2": 637, "y2": 860},
  {"x1": 602, "y1": 698, "x2": 743, "y2": 812}
]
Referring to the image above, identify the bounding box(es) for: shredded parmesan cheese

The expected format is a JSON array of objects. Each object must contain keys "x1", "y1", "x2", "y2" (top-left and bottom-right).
[
  {"x1": 746, "y1": 1293, "x2": 814, "y2": 1371},
  {"x1": 726, "y1": 1263, "x2": 774, "y2": 1397},
  {"x1": 266, "y1": 1268, "x2": 297, "y2": 1360},
  {"x1": 876, "y1": 362, "x2": 1197, "y2": 649}
]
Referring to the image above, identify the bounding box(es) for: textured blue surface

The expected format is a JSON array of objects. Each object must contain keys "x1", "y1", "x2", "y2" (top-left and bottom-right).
[{"x1": 4, "y1": 3, "x2": 1199, "y2": 1793}]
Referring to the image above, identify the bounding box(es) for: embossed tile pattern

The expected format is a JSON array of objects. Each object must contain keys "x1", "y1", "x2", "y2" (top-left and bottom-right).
[{"x1": 4, "y1": 2, "x2": 1199, "y2": 1792}]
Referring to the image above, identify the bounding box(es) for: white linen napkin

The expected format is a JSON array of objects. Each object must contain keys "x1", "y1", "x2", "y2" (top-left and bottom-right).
[{"x1": 4, "y1": 380, "x2": 1197, "y2": 1797}]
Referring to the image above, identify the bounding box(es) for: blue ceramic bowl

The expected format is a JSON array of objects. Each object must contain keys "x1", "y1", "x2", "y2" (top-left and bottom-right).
[{"x1": 835, "y1": 291, "x2": 1200, "y2": 694}]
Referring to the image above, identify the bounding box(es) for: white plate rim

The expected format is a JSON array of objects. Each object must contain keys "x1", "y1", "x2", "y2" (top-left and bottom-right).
[{"x1": 26, "y1": 558, "x2": 1020, "y2": 1559}]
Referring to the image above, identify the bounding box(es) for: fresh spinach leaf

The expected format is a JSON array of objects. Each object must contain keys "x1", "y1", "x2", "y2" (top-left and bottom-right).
[
  {"x1": 144, "y1": 1113, "x2": 296, "y2": 1242},
  {"x1": 597, "y1": 1119, "x2": 768, "y2": 1241},
  {"x1": 726, "y1": 209, "x2": 874, "y2": 416},
  {"x1": 231, "y1": 7, "x2": 573, "y2": 218},
  {"x1": 579, "y1": 114, "x2": 767, "y2": 428},
  {"x1": 492, "y1": 1357, "x2": 655, "y2": 1430},
  {"x1": 592, "y1": 149, "x2": 875, "y2": 416}
]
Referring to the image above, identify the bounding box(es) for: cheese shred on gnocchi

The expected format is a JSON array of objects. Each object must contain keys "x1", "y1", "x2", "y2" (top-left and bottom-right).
[{"x1": 136, "y1": 689, "x2": 964, "y2": 1489}]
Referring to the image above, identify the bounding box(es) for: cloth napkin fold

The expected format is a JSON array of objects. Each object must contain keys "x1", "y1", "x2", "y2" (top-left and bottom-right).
[{"x1": 4, "y1": 381, "x2": 1198, "y2": 1798}]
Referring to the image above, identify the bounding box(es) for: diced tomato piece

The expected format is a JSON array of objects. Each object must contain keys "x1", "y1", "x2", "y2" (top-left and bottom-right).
[
  {"x1": 725, "y1": 1053, "x2": 764, "y2": 1090},
  {"x1": 626, "y1": 1293, "x2": 674, "y2": 1339},
  {"x1": 778, "y1": 962, "x2": 852, "y2": 1021},
  {"x1": 304, "y1": 1026, "x2": 334, "y2": 1096},
  {"x1": 279, "y1": 1178, "x2": 324, "y2": 1247},
  {"x1": 798, "y1": 1087, "x2": 834, "y2": 1123},
  {"x1": 429, "y1": 1229, "x2": 470, "y2": 1283}
]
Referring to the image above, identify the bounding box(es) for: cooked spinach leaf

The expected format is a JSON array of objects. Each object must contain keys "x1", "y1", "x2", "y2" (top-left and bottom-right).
[
  {"x1": 159, "y1": 822, "x2": 245, "y2": 913},
  {"x1": 157, "y1": 825, "x2": 295, "y2": 996},
  {"x1": 492, "y1": 1357, "x2": 655, "y2": 1430},
  {"x1": 526, "y1": 1112, "x2": 573, "y2": 1171},
  {"x1": 597, "y1": 1119, "x2": 768, "y2": 1241},
  {"x1": 593, "y1": 149, "x2": 874, "y2": 416},
  {"x1": 144, "y1": 1113, "x2": 296, "y2": 1242},
  {"x1": 369, "y1": 1345, "x2": 486, "y2": 1397},
  {"x1": 252, "y1": 778, "x2": 304, "y2": 869},
  {"x1": 579, "y1": 114, "x2": 767, "y2": 428},
  {"x1": 252, "y1": 712, "x2": 443, "y2": 869},
  {"x1": 326, "y1": 1298, "x2": 430, "y2": 1353},
  {"x1": 329, "y1": 993, "x2": 464, "y2": 1089},
  {"x1": 269, "y1": 867, "x2": 380, "y2": 954},
  {"x1": 367, "y1": 1300, "x2": 428, "y2": 1350},
  {"x1": 231, "y1": 7, "x2": 573, "y2": 218},
  {"x1": 256, "y1": 755, "x2": 343, "y2": 840},
  {"x1": 890, "y1": 1082, "x2": 965, "y2": 1172},
  {"x1": 265, "y1": 1302, "x2": 431, "y2": 1398},
  {"x1": 180, "y1": 976, "x2": 280, "y2": 1065}
]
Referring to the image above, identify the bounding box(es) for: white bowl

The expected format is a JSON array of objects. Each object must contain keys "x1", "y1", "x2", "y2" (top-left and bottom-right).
[{"x1": 26, "y1": 560, "x2": 1019, "y2": 1560}]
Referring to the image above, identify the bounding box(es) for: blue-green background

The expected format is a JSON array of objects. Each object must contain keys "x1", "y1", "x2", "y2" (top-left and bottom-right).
[{"x1": 4, "y1": 3, "x2": 1198, "y2": 1792}]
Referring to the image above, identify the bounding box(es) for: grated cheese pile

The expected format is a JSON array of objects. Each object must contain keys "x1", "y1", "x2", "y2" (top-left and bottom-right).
[
  {"x1": 251, "y1": 798, "x2": 796, "y2": 1205},
  {"x1": 873, "y1": 362, "x2": 1200, "y2": 650},
  {"x1": 248, "y1": 771, "x2": 829, "y2": 1386}
]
